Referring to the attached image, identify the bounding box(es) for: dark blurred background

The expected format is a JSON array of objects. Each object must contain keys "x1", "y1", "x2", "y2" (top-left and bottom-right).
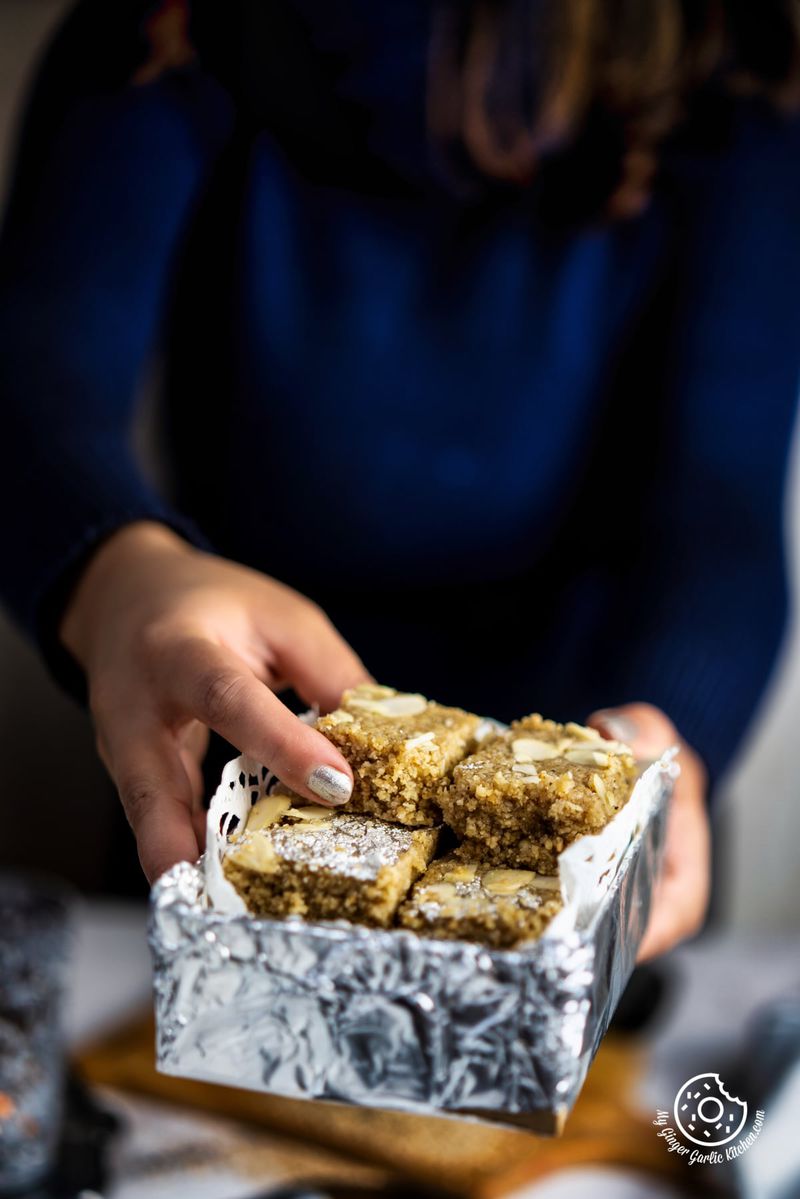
[{"x1": 1, "y1": 0, "x2": 799, "y2": 933}]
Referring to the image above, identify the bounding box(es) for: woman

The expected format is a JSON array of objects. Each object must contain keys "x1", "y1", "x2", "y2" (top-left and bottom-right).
[{"x1": 1, "y1": 0, "x2": 798, "y2": 958}]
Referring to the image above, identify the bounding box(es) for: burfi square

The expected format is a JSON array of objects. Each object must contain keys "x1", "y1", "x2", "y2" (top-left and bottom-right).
[
  {"x1": 313, "y1": 684, "x2": 481, "y2": 826},
  {"x1": 439, "y1": 714, "x2": 636, "y2": 873},
  {"x1": 397, "y1": 854, "x2": 562, "y2": 948},
  {"x1": 223, "y1": 792, "x2": 439, "y2": 927}
]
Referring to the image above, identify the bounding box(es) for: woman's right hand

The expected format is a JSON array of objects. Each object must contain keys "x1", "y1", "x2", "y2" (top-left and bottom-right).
[{"x1": 60, "y1": 521, "x2": 370, "y2": 883}]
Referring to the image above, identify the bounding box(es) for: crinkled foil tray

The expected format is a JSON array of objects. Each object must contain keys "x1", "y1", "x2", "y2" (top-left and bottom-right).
[{"x1": 149, "y1": 755, "x2": 671, "y2": 1133}]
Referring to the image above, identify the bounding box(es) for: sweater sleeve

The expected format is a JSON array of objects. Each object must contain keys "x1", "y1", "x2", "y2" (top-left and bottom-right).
[
  {"x1": 0, "y1": 59, "x2": 233, "y2": 671},
  {"x1": 596, "y1": 102, "x2": 800, "y2": 788}
]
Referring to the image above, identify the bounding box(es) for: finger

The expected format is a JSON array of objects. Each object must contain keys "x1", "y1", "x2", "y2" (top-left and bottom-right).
[
  {"x1": 637, "y1": 865, "x2": 707, "y2": 961},
  {"x1": 158, "y1": 638, "x2": 356, "y2": 807},
  {"x1": 588, "y1": 702, "x2": 710, "y2": 959},
  {"x1": 639, "y1": 764, "x2": 710, "y2": 960},
  {"x1": 176, "y1": 720, "x2": 209, "y2": 802},
  {"x1": 102, "y1": 718, "x2": 200, "y2": 884},
  {"x1": 637, "y1": 883, "x2": 686, "y2": 961},
  {"x1": 181, "y1": 718, "x2": 210, "y2": 767},
  {"x1": 267, "y1": 604, "x2": 371, "y2": 713},
  {"x1": 175, "y1": 721, "x2": 208, "y2": 850},
  {"x1": 636, "y1": 843, "x2": 704, "y2": 961},
  {"x1": 588, "y1": 702, "x2": 679, "y2": 759}
]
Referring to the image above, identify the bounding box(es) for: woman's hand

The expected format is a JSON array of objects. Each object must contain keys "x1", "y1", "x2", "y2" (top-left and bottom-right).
[
  {"x1": 589, "y1": 702, "x2": 711, "y2": 961},
  {"x1": 60, "y1": 521, "x2": 370, "y2": 883}
]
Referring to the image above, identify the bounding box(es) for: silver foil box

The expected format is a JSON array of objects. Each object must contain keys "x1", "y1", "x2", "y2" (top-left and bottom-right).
[{"x1": 149, "y1": 757, "x2": 670, "y2": 1133}]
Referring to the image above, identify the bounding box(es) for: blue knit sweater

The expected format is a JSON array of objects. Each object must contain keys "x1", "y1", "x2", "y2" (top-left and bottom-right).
[{"x1": 1, "y1": 4, "x2": 798, "y2": 787}]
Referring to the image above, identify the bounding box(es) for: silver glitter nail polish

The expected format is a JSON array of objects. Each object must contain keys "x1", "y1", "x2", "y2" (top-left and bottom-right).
[{"x1": 306, "y1": 765, "x2": 352, "y2": 806}]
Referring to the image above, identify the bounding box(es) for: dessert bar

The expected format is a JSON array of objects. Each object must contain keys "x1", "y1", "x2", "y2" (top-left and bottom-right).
[
  {"x1": 224, "y1": 793, "x2": 438, "y2": 927},
  {"x1": 439, "y1": 714, "x2": 635, "y2": 873},
  {"x1": 312, "y1": 683, "x2": 481, "y2": 826},
  {"x1": 398, "y1": 854, "x2": 562, "y2": 947}
]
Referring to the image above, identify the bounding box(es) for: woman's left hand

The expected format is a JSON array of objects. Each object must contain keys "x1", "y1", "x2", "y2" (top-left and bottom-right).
[{"x1": 588, "y1": 702, "x2": 711, "y2": 961}]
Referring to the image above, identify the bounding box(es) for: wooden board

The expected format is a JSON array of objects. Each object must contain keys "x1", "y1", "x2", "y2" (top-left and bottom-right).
[{"x1": 75, "y1": 1013, "x2": 692, "y2": 1197}]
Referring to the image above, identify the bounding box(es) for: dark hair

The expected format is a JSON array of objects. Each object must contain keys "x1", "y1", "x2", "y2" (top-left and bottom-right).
[
  {"x1": 63, "y1": 1, "x2": 800, "y2": 222},
  {"x1": 428, "y1": 0, "x2": 800, "y2": 217}
]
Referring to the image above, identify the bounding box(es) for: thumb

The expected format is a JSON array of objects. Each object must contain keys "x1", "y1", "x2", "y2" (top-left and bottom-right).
[
  {"x1": 102, "y1": 720, "x2": 201, "y2": 884},
  {"x1": 587, "y1": 702, "x2": 679, "y2": 760}
]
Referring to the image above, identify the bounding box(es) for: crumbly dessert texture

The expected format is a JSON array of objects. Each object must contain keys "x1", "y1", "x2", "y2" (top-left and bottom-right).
[
  {"x1": 220, "y1": 693, "x2": 638, "y2": 946},
  {"x1": 223, "y1": 793, "x2": 438, "y2": 927},
  {"x1": 311, "y1": 684, "x2": 482, "y2": 827},
  {"x1": 398, "y1": 854, "x2": 563, "y2": 948},
  {"x1": 438, "y1": 714, "x2": 636, "y2": 874}
]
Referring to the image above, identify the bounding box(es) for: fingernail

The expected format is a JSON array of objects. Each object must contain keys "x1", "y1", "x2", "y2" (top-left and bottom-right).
[
  {"x1": 593, "y1": 711, "x2": 640, "y2": 744},
  {"x1": 307, "y1": 765, "x2": 352, "y2": 806}
]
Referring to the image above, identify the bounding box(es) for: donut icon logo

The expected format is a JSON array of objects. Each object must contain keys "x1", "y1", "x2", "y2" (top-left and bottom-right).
[{"x1": 674, "y1": 1073, "x2": 748, "y2": 1148}]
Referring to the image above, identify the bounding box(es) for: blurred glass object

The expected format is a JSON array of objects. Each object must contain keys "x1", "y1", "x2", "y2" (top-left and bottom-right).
[
  {"x1": 0, "y1": 873, "x2": 70, "y2": 1193},
  {"x1": 735, "y1": 997, "x2": 800, "y2": 1199}
]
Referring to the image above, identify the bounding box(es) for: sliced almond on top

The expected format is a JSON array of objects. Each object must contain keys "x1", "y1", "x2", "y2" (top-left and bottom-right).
[
  {"x1": 346, "y1": 683, "x2": 395, "y2": 700},
  {"x1": 246, "y1": 794, "x2": 291, "y2": 831},
  {"x1": 443, "y1": 863, "x2": 478, "y2": 884},
  {"x1": 512, "y1": 764, "x2": 542, "y2": 779},
  {"x1": 596, "y1": 739, "x2": 633, "y2": 757},
  {"x1": 564, "y1": 721, "x2": 597, "y2": 741},
  {"x1": 324, "y1": 710, "x2": 355, "y2": 725},
  {"x1": 284, "y1": 805, "x2": 336, "y2": 822},
  {"x1": 512, "y1": 737, "x2": 561, "y2": 762},
  {"x1": 348, "y1": 693, "x2": 428, "y2": 718},
  {"x1": 564, "y1": 748, "x2": 611, "y2": 768},
  {"x1": 561, "y1": 723, "x2": 632, "y2": 757},
  {"x1": 482, "y1": 868, "x2": 537, "y2": 895},
  {"x1": 419, "y1": 882, "x2": 458, "y2": 903},
  {"x1": 405, "y1": 731, "x2": 436, "y2": 748},
  {"x1": 229, "y1": 835, "x2": 280, "y2": 873}
]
